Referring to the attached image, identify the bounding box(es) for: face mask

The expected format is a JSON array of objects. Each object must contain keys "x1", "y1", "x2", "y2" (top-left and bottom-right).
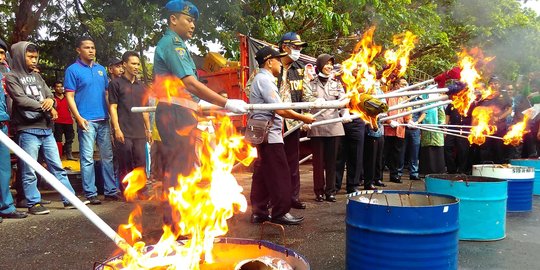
[
  {"x1": 318, "y1": 72, "x2": 329, "y2": 78},
  {"x1": 289, "y1": 49, "x2": 301, "y2": 61}
]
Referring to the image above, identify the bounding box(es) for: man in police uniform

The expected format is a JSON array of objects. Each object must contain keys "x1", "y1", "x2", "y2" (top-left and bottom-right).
[
  {"x1": 153, "y1": 0, "x2": 247, "y2": 226},
  {"x1": 278, "y1": 32, "x2": 312, "y2": 209}
]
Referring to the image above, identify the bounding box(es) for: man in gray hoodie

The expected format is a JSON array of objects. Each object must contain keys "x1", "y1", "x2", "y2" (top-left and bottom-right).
[{"x1": 4, "y1": 41, "x2": 77, "y2": 214}]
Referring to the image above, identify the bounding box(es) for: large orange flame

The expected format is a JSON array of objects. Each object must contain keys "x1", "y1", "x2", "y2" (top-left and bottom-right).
[
  {"x1": 111, "y1": 76, "x2": 257, "y2": 269},
  {"x1": 468, "y1": 106, "x2": 497, "y2": 145},
  {"x1": 503, "y1": 113, "x2": 530, "y2": 146},
  {"x1": 451, "y1": 48, "x2": 495, "y2": 116},
  {"x1": 341, "y1": 27, "x2": 416, "y2": 127}
]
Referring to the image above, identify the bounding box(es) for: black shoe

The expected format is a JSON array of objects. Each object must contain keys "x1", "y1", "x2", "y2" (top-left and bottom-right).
[
  {"x1": 271, "y1": 213, "x2": 304, "y2": 225},
  {"x1": 87, "y1": 196, "x2": 102, "y2": 205},
  {"x1": 28, "y1": 204, "x2": 50, "y2": 215},
  {"x1": 315, "y1": 195, "x2": 324, "y2": 202},
  {"x1": 346, "y1": 189, "x2": 358, "y2": 194},
  {"x1": 63, "y1": 202, "x2": 76, "y2": 209},
  {"x1": 104, "y1": 193, "x2": 124, "y2": 201},
  {"x1": 40, "y1": 199, "x2": 52, "y2": 205},
  {"x1": 390, "y1": 178, "x2": 403, "y2": 183},
  {"x1": 364, "y1": 184, "x2": 378, "y2": 190},
  {"x1": 66, "y1": 153, "x2": 77, "y2": 161},
  {"x1": 373, "y1": 180, "x2": 387, "y2": 187},
  {"x1": 410, "y1": 175, "x2": 421, "y2": 180},
  {"x1": 291, "y1": 200, "x2": 306, "y2": 209},
  {"x1": 0, "y1": 210, "x2": 28, "y2": 219},
  {"x1": 250, "y1": 214, "x2": 271, "y2": 224},
  {"x1": 325, "y1": 194, "x2": 336, "y2": 202}
]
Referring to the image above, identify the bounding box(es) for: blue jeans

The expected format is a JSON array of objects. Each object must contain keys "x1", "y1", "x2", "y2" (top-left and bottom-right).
[
  {"x1": 18, "y1": 130, "x2": 75, "y2": 206},
  {"x1": 78, "y1": 120, "x2": 118, "y2": 197},
  {"x1": 402, "y1": 128, "x2": 420, "y2": 177},
  {"x1": 0, "y1": 125, "x2": 16, "y2": 214}
]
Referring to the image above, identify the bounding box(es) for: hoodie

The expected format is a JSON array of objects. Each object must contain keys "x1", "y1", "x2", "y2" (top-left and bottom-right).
[{"x1": 4, "y1": 41, "x2": 54, "y2": 131}]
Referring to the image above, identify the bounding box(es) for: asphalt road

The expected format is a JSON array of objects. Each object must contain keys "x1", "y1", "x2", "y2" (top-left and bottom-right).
[{"x1": 1, "y1": 164, "x2": 540, "y2": 269}]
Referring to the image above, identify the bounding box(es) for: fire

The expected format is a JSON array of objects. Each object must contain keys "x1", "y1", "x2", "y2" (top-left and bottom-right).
[
  {"x1": 340, "y1": 27, "x2": 416, "y2": 127},
  {"x1": 111, "y1": 77, "x2": 257, "y2": 269},
  {"x1": 503, "y1": 113, "x2": 531, "y2": 146},
  {"x1": 451, "y1": 48, "x2": 495, "y2": 116},
  {"x1": 468, "y1": 106, "x2": 497, "y2": 145}
]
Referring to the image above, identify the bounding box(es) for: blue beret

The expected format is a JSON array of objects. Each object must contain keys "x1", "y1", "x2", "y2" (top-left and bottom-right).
[{"x1": 165, "y1": 0, "x2": 199, "y2": 20}]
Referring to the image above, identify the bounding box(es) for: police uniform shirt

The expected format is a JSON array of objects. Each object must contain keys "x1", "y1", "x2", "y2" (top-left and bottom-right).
[
  {"x1": 249, "y1": 68, "x2": 284, "y2": 144},
  {"x1": 153, "y1": 29, "x2": 199, "y2": 102}
]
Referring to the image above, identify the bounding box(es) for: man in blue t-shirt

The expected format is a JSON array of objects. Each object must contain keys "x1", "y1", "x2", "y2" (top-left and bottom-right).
[{"x1": 64, "y1": 37, "x2": 120, "y2": 204}]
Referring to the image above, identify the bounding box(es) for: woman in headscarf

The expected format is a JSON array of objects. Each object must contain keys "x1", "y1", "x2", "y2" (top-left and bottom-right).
[{"x1": 308, "y1": 54, "x2": 346, "y2": 202}]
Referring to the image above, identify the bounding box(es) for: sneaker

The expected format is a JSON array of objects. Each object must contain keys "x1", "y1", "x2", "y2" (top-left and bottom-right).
[
  {"x1": 87, "y1": 196, "x2": 102, "y2": 205},
  {"x1": 28, "y1": 204, "x2": 50, "y2": 215},
  {"x1": 0, "y1": 210, "x2": 28, "y2": 219},
  {"x1": 63, "y1": 202, "x2": 76, "y2": 209},
  {"x1": 104, "y1": 193, "x2": 124, "y2": 201}
]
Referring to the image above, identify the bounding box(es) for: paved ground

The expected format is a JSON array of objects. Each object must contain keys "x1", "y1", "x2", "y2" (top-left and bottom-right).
[{"x1": 1, "y1": 164, "x2": 540, "y2": 269}]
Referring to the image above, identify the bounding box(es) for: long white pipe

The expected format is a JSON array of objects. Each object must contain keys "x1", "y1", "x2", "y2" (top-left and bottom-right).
[
  {"x1": 0, "y1": 131, "x2": 130, "y2": 252},
  {"x1": 417, "y1": 123, "x2": 473, "y2": 129},
  {"x1": 374, "y1": 88, "x2": 448, "y2": 99},
  {"x1": 401, "y1": 124, "x2": 469, "y2": 139},
  {"x1": 380, "y1": 100, "x2": 452, "y2": 122},
  {"x1": 386, "y1": 95, "x2": 448, "y2": 112},
  {"x1": 392, "y1": 79, "x2": 435, "y2": 93}
]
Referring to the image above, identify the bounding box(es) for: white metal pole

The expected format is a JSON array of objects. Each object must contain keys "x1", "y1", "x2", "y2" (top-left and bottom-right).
[
  {"x1": 391, "y1": 79, "x2": 435, "y2": 93},
  {"x1": 0, "y1": 131, "x2": 130, "y2": 252},
  {"x1": 380, "y1": 100, "x2": 452, "y2": 122},
  {"x1": 386, "y1": 95, "x2": 448, "y2": 112},
  {"x1": 373, "y1": 88, "x2": 448, "y2": 99}
]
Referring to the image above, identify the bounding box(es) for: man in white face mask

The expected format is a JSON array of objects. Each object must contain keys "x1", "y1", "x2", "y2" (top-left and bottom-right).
[{"x1": 277, "y1": 32, "x2": 314, "y2": 210}]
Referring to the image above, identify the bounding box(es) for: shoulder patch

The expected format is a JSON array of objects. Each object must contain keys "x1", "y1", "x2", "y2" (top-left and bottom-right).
[
  {"x1": 176, "y1": 47, "x2": 186, "y2": 57},
  {"x1": 297, "y1": 69, "x2": 304, "y2": 76},
  {"x1": 98, "y1": 70, "x2": 104, "y2": 76}
]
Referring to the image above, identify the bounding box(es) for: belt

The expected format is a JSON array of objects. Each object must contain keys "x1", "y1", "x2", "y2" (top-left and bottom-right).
[{"x1": 158, "y1": 97, "x2": 199, "y2": 112}]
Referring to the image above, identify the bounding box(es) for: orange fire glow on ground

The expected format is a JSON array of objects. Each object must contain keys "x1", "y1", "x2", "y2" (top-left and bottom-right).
[{"x1": 109, "y1": 76, "x2": 257, "y2": 269}]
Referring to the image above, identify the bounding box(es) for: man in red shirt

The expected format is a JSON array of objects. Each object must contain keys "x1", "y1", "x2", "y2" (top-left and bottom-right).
[{"x1": 53, "y1": 81, "x2": 76, "y2": 160}]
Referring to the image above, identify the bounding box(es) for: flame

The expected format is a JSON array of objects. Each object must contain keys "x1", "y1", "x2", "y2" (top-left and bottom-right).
[
  {"x1": 468, "y1": 106, "x2": 497, "y2": 145},
  {"x1": 112, "y1": 76, "x2": 257, "y2": 269},
  {"x1": 503, "y1": 112, "x2": 531, "y2": 146},
  {"x1": 451, "y1": 48, "x2": 495, "y2": 116},
  {"x1": 340, "y1": 27, "x2": 416, "y2": 127}
]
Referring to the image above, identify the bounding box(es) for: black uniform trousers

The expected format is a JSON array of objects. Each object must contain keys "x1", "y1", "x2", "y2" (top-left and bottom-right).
[
  {"x1": 115, "y1": 137, "x2": 146, "y2": 184},
  {"x1": 53, "y1": 123, "x2": 75, "y2": 154},
  {"x1": 363, "y1": 135, "x2": 384, "y2": 187},
  {"x1": 336, "y1": 119, "x2": 365, "y2": 193},
  {"x1": 311, "y1": 136, "x2": 340, "y2": 197},
  {"x1": 284, "y1": 129, "x2": 301, "y2": 203},
  {"x1": 251, "y1": 142, "x2": 292, "y2": 219},
  {"x1": 444, "y1": 133, "x2": 470, "y2": 174},
  {"x1": 384, "y1": 136, "x2": 404, "y2": 180}
]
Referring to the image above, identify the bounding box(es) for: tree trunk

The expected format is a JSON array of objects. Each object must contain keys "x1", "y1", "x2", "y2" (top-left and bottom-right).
[
  {"x1": 138, "y1": 37, "x2": 149, "y2": 83},
  {"x1": 10, "y1": 0, "x2": 50, "y2": 44}
]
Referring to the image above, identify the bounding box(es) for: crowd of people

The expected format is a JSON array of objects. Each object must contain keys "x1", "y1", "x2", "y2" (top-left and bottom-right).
[{"x1": 1, "y1": 0, "x2": 540, "y2": 228}]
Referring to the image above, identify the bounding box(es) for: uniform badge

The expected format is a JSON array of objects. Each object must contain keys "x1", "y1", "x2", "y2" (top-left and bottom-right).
[
  {"x1": 298, "y1": 69, "x2": 304, "y2": 76},
  {"x1": 98, "y1": 70, "x2": 104, "y2": 76},
  {"x1": 176, "y1": 47, "x2": 186, "y2": 57}
]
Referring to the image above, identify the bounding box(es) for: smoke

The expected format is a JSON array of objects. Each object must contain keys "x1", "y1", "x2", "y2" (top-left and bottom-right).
[{"x1": 449, "y1": 0, "x2": 540, "y2": 80}]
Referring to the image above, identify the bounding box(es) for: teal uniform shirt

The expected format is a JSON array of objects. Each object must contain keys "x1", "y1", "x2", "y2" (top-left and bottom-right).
[{"x1": 154, "y1": 29, "x2": 199, "y2": 101}]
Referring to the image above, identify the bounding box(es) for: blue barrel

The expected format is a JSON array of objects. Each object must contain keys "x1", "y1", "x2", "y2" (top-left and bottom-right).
[
  {"x1": 472, "y1": 165, "x2": 534, "y2": 212},
  {"x1": 510, "y1": 159, "x2": 540, "y2": 195},
  {"x1": 346, "y1": 190, "x2": 459, "y2": 270},
  {"x1": 425, "y1": 174, "x2": 507, "y2": 241}
]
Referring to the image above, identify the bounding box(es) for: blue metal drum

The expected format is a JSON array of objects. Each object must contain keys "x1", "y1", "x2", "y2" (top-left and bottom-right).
[
  {"x1": 346, "y1": 190, "x2": 459, "y2": 270},
  {"x1": 425, "y1": 174, "x2": 507, "y2": 241},
  {"x1": 472, "y1": 165, "x2": 534, "y2": 212},
  {"x1": 510, "y1": 159, "x2": 540, "y2": 195}
]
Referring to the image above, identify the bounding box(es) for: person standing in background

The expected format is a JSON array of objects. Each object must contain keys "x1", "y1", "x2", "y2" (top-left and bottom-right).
[{"x1": 52, "y1": 81, "x2": 76, "y2": 161}]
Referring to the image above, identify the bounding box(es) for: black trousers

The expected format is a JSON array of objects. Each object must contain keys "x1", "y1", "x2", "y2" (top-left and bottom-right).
[
  {"x1": 444, "y1": 134, "x2": 470, "y2": 174},
  {"x1": 53, "y1": 123, "x2": 74, "y2": 154},
  {"x1": 251, "y1": 143, "x2": 292, "y2": 219},
  {"x1": 336, "y1": 119, "x2": 365, "y2": 192},
  {"x1": 284, "y1": 129, "x2": 301, "y2": 202},
  {"x1": 115, "y1": 137, "x2": 146, "y2": 183},
  {"x1": 479, "y1": 137, "x2": 507, "y2": 164},
  {"x1": 311, "y1": 136, "x2": 340, "y2": 197},
  {"x1": 384, "y1": 136, "x2": 404, "y2": 179},
  {"x1": 363, "y1": 135, "x2": 384, "y2": 187}
]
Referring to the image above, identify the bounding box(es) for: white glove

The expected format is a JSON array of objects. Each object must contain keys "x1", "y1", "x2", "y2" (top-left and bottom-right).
[
  {"x1": 224, "y1": 99, "x2": 248, "y2": 113},
  {"x1": 408, "y1": 120, "x2": 417, "y2": 128},
  {"x1": 389, "y1": 120, "x2": 399, "y2": 128},
  {"x1": 341, "y1": 110, "x2": 353, "y2": 123}
]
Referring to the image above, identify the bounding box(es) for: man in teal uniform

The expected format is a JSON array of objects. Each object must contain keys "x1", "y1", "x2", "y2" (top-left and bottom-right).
[{"x1": 153, "y1": 0, "x2": 247, "y2": 227}]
